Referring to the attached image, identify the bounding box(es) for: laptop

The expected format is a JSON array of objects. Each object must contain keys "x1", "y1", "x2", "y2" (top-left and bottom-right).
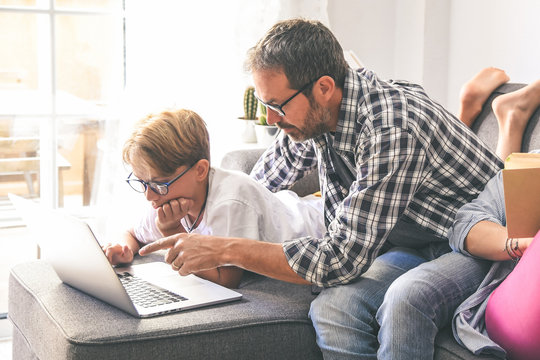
[{"x1": 8, "y1": 193, "x2": 242, "y2": 318}]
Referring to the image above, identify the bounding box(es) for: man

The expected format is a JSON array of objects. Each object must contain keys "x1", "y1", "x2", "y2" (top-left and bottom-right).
[{"x1": 140, "y1": 19, "x2": 501, "y2": 359}]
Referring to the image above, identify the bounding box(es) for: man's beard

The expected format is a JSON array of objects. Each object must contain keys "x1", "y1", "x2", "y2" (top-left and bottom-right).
[{"x1": 284, "y1": 98, "x2": 333, "y2": 142}]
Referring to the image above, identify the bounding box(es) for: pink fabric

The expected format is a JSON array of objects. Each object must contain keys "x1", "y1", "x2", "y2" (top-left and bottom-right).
[{"x1": 486, "y1": 230, "x2": 540, "y2": 360}]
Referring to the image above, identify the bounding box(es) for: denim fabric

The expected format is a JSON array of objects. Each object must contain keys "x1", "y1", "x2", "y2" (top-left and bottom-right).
[
  {"x1": 378, "y1": 251, "x2": 490, "y2": 359},
  {"x1": 309, "y1": 247, "x2": 427, "y2": 360},
  {"x1": 309, "y1": 245, "x2": 490, "y2": 360}
]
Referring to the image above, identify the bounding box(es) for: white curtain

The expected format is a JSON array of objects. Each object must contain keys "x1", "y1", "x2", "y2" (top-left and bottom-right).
[{"x1": 94, "y1": 0, "x2": 329, "y2": 240}]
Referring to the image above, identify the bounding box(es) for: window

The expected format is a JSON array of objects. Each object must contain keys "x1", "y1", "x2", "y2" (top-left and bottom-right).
[{"x1": 0, "y1": 0, "x2": 124, "y2": 330}]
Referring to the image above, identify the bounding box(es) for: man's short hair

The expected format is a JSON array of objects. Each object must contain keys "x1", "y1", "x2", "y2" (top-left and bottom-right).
[
  {"x1": 123, "y1": 109, "x2": 210, "y2": 176},
  {"x1": 244, "y1": 18, "x2": 349, "y2": 92}
]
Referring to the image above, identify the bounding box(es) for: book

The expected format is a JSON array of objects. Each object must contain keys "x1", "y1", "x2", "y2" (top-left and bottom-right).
[{"x1": 502, "y1": 152, "x2": 540, "y2": 238}]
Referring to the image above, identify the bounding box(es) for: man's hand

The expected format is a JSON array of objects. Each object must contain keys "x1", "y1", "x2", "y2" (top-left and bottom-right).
[
  {"x1": 139, "y1": 233, "x2": 310, "y2": 285},
  {"x1": 102, "y1": 243, "x2": 134, "y2": 265},
  {"x1": 156, "y1": 198, "x2": 193, "y2": 236},
  {"x1": 139, "y1": 233, "x2": 224, "y2": 275}
]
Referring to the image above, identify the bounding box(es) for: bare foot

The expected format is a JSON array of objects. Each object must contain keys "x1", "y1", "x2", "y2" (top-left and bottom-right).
[
  {"x1": 492, "y1": 79, "x2": 540, "y2": 159},
  {"x1": 458, "y1": 67, "x2": 510, "y2": 127}
]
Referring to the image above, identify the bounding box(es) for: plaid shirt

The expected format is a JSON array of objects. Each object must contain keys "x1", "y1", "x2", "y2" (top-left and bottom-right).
[{"x1": 251, "y1": 68, "x2": 502, "y2": 287}]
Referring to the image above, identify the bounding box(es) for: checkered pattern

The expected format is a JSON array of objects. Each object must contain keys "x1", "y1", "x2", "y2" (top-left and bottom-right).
[{"x1": 251, "y1": 68, "x2": 502, "y2": 287}]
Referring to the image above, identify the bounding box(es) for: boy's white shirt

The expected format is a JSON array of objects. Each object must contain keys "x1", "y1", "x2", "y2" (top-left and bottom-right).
[{"x1": 133, "y1": 167, "x2": 325, "y2": 244}]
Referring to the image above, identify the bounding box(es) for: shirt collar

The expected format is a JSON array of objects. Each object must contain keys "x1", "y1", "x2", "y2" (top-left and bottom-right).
[{"x1": 331, "y1": 67, "x2": 367, "y2": 155}]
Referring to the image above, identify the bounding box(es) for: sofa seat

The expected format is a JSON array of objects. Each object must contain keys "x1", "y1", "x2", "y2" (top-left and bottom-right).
[{"x1": 9, "y1": 253, "x2": 501, "y2": 360}]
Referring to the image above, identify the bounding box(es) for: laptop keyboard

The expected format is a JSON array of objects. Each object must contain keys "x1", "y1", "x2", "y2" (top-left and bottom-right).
[{"x1": 117, "y1": 272, "x2": 188, "y2": 308}]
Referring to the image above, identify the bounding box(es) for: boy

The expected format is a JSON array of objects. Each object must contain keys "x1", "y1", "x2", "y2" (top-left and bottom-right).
[{"x1": 102, "y1": 108, "x2": 324, "y2": 288}]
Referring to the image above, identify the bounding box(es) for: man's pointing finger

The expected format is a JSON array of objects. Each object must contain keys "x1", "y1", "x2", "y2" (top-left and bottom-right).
[{"x1": 139, "y1": 235, "x2": 178, "y2": 256}]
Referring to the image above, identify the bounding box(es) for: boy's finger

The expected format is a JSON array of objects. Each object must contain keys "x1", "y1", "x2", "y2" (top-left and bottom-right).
[
  {"x1": 104, "y1": 248, "x2": 114, "y2": 263},
  {"x1": 179, "y1": 198, "x2": 193, "y2": 212},
  {"x1": 161, "y1": 203, "x2": 172, "y2": 217},
  {"x1": 156, "y1": 206, "x2": 166, "y2": 221},
  {"x1": 169, "y1": 198, "x2": 180, "y2": 211}
]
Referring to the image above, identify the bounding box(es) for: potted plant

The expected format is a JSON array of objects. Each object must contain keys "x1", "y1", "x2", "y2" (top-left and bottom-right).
[
  {"x1": 236, "y1": 86, "x2": 258, "y2": 143},
  {"x1": 254, "y1": 101, "x2": 279, "y2": 146}
]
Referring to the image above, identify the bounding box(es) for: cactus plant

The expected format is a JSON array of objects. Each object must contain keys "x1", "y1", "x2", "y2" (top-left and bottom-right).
[
  {"x1": 243, "y1": 86, "x2": 258, "y2": 120},
  {"x1": 258, "y1": 101, "x2": 267, "y2": 125},
  {"x1": 254, "y1": 98, "x2": 278, "y2": 145}
]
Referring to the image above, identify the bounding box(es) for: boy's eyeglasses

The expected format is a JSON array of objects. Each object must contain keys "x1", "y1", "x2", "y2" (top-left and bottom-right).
[
  {"x1": 254, "y1": 77, "x2": 319, "y2": 117},
  {"x1": 126, "y1": 163, "x2": 195, "y2": 195}
]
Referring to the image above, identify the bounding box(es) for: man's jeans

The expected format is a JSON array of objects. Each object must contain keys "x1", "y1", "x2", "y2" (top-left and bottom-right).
[{"x1": 309, "y1": 245, "x2": 490, "y2": 359}]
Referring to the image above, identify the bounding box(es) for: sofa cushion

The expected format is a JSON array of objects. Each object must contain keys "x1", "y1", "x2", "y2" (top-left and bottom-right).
[{"x1": 9, "y1": 253, "x2": 499, "y2": 360}]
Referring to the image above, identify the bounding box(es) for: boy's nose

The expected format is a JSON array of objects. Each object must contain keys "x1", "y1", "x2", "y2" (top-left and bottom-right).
[{"x1": 145, "y1": 188, "x2": 158, "y2": 201}]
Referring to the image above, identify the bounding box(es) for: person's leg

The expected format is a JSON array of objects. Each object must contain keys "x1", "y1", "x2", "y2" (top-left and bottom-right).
[
  {"x1": 458, "y1": 67, "x2": 510, "y2": 127},
  {"x1": 492, "y1": 79, "x2": 540, "y2": 159},
  {"x1": 309, "y1": 247, "x2": 427, "y2": 360},
  {"x1": 377, "y1": 251, "x2": 491, "y2": 360}
]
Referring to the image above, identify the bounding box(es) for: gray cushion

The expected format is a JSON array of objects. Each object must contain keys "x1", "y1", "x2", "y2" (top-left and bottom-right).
[{"x1": 221, "y1": 148, "x2": 320, "y2": 197}]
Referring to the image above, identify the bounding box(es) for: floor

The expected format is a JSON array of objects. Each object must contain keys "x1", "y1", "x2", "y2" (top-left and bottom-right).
[
  {"x1": 0, "y1": 319, "x2": 12, "y2": 359},
  {"x1": 0, "y1": 226, "x2": 36, "y2": 314},
  {"x1": 0, "y1": 226, "x2": 26, "y2": 360},
  {"x1": 0, "y1": 339, "x2": 11, "y2": 360}
]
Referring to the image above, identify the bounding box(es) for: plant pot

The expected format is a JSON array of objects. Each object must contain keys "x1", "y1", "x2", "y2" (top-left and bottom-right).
[
  {"x1": 254, "y1": 124, "x2": 279, "y2": 146},
  {"x1": 236, "y1": 117, "x2": 257, "y2": 143}
]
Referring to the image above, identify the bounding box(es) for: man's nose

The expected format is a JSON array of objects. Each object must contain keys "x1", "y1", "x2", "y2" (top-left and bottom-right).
[{"x1": 266, "y1": 107, "x2": 281, "y2": 125}]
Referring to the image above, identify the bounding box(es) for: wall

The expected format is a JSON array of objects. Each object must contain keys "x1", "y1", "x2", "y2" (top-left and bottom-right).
[
  {"x1": 327, "y1": 0, "x2": 540, "y2": 115},
  {"x1": 327, "y1": 0, "x2": 398, "y2": 79},
  {"x1": 446, "y1": 0, "x2": 540, "y2": 113}
]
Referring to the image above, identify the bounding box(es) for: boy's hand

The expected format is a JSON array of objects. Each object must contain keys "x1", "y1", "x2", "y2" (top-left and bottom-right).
[
  {"x1": 156, "y1": 198, "x2": 193, "y2": 236},
  {"x1": 102, "y1": 243, "x2": 134, "y2": 265}
]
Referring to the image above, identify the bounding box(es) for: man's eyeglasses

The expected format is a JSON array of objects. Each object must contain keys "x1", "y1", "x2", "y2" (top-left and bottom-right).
[
  {"x1": 255, "y1": 77, "x2": 319, "y2": 117},
  {"x1": 126, "y1": 163, "x2": 195, "y2": 195}
]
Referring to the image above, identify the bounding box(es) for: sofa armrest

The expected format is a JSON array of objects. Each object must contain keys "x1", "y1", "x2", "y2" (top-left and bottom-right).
[{"x1": 220, "y1": 148, "x2": 320, "y2": 197}]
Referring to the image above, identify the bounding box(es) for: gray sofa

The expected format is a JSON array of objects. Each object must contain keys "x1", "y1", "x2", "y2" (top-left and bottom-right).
[{"x1": 8, "y1": 83, "x2": 540, "y2": 359}]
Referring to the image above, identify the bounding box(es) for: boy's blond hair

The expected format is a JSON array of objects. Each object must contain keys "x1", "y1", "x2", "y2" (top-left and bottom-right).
[{"x1": 123, "y1": 109, "x2": 210, "y2": 176}]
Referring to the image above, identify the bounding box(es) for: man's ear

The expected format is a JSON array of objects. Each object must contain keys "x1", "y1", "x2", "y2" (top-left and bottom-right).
[
  {"x1": 195, "y1": 159, "x2": 210, "y2": 181},
  {"x1": 313, "y1": 75, "x2": 336, "y2": 104}
]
